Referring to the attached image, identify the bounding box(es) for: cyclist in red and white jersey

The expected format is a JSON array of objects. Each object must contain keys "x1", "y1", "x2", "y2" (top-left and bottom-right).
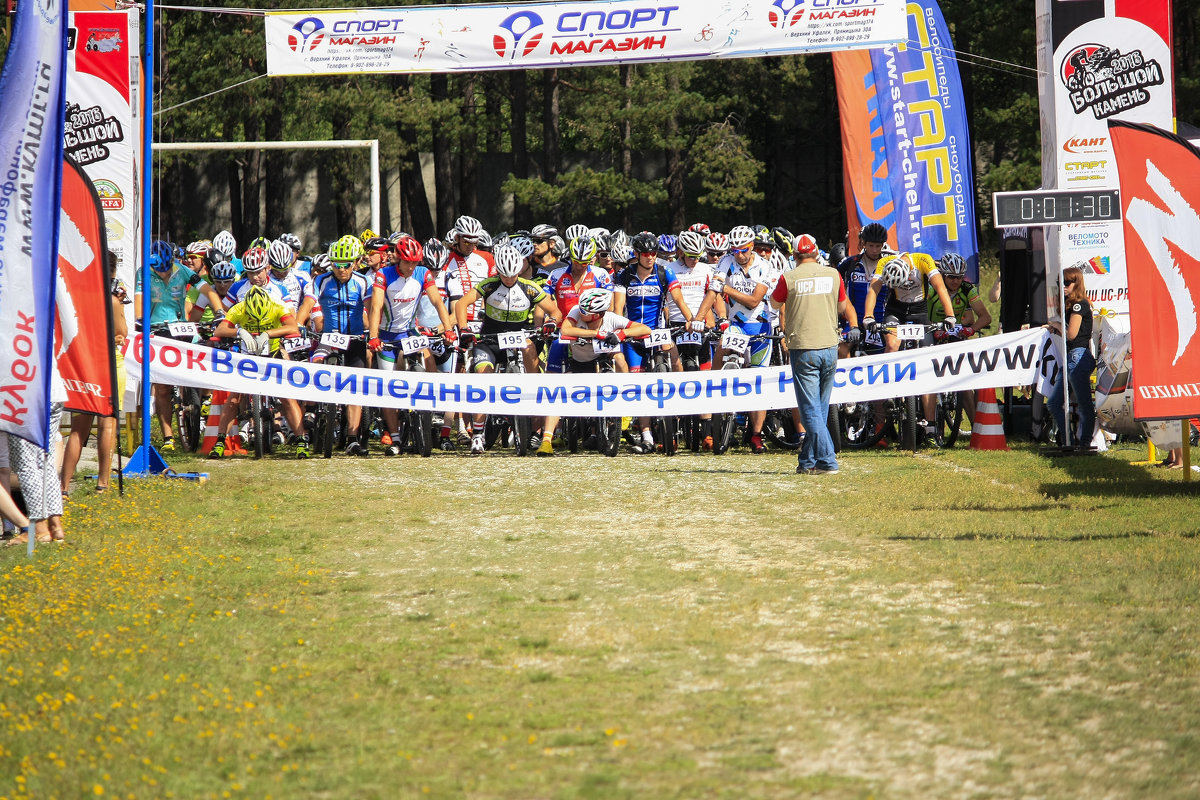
[
  {"x1": 704, "y1": 232, "x2": 728, "y2": 265},
  {"x1": 446, "y1": 215, "x2": 495, "y2": 330},
  {"x1": 267, "y1": 238, "x2": 318, "y2": 327}
]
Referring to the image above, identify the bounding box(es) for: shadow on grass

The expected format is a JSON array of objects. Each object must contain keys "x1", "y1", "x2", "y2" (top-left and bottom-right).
[
  {"x1": 890, "y1": 529, "x2": 1198, "y2": 542},
  {"x1": 1036, "y1": 447, "x2": 1200, "y2": 500}
]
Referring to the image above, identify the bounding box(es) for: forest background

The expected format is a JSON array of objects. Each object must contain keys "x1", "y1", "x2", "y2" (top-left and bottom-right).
[{"x1": 2, "y1": 0, "x2": 1198, "y2": 254}]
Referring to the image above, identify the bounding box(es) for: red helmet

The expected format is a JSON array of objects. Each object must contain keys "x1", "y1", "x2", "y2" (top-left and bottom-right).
[{"x1": 395, "y1": 235, "x2": 423, "y2": 263}]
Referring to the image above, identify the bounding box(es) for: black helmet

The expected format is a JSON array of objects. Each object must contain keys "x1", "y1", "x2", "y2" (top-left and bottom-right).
[
  {"x1": 860, "y1": 222, "x2": 888, "y2": 244},
  {"x1": 829, "y1": 242, "x2": 848, "y2": 266},
  {"x1": 631, "y1": 231, "x2": 659, "y2": 254},
  {"x1": 771, "y1": 227, "x2": 795, "y2": 257},
  {"x1": 752, "y1": 225, "x2": 774, "y2": 249}
]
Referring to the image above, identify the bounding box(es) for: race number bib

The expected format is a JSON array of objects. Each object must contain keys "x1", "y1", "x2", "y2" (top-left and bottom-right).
[
  {"x1": 676, "y1": 331, "x2": 704, "y2": 345},
  {"x1": 167, "y1": 321, "x2": 198, "y2": 338},
  {"x1": 592, "y1": 338, "x2": 621, "y2": 354},
  {"x1": 320, "y1": 332, "x2": 350, "y2": 350},
  {"x1": 282, "y1": 334, "x2": 310, "y2": 354},
  {"x1": 401, "y1": 335, "x2": 430, "y2": 355},
  {"x1": 721, "y1": 330, "x2": 750, "y2": 353},
  {"x1": 497, "y1": 331, "x2": 528, "y2": 350},
  {"x1": 645, "y1": 329, "x2": 672, "y2": 349},
  {"x1": 895, "y1": 324, "x2": 925, "y2": 342}
]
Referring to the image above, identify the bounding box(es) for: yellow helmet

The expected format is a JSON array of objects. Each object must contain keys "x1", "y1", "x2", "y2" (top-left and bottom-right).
[
  {"x1": 359, "y1": 229, "x2": 378, "y2": 244},
  {"x1": 328, "y1": 235, "x2": 364, "y2": 264},
  {"x1": 243, "y1": 285, "x2": 273, "y2": 322}
]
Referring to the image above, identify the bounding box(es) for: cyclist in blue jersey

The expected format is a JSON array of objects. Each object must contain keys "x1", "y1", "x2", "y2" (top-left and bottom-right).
[
  {"x1": 837, "y1": 223, "x2": 891, "y2": 358},
  {"x1": 311, "y1": 235, "x2": 373, "y2": 455},
  {"x1": 612, "y1": 231, "x2": 697, "y2": 453}
]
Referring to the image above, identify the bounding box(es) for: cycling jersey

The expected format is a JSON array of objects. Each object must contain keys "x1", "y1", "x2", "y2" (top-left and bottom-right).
[
  {"x1": 927, "y1": 279, "x2": 979, "y2": 323},
  {"x1": 875, "y1": 252, "x2": 940, "y2": 305},
  {"x1": 136, "y1": 265, "x2": 209, "y2": 324},
  {"x1": 545, "y1": 265, "x2": 612, "y2": 317},
  {"x1": 224, "y1": 298, "x2": 294, "y2": 355},
  {"x1": 221, "y1": 277, "x2": 294, "y2": 314},
  {"x1": 714, "y1": 253, "x2": 771, "y2": 324},
  {"x1": 838, "y1": 253, "x2": 888, "y2": 322},
  {"x1": 312, "y1": 271, "x2": 372, "y2": 335},
  {"x1": 448, "y1": 250, "x2": 493, "y2": 322},
  {"x1": 472, "y1": 275, "x2": 548, "y2": 333},
  {"x1": 667, "y1": 260, "x2": 713, "y2": 324},
  {"x1": 373, "y1": 265, "x2": 435, "y2": 337},
  {"x1": 415, "y1": 270, "x2": 462, "y2": 330},
  {"x1": 272, "y1": 270, "x2": 317, "y2": 315},
  {"x1": 563, "y1": 307, "x2": 634, "y2": 364},
  {"x1": 613, "y1": 264, "x2": 680, "y2": 328}
]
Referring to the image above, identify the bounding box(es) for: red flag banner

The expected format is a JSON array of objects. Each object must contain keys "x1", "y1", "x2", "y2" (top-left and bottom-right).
[
  {"x1": 1109, "y1": 120, "x2": 1200, "y2": 420},
  {"x1": 58, "y1": 154, "x2": 117, "y2": 416}
]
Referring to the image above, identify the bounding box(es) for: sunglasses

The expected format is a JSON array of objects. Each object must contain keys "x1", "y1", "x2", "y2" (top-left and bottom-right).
[
  {"x1": 1064, "y1": 279, "x2": 1077, "y2": 286},
  {"x1": 331, "y1": 261, "x2": 355, "y2": 269},
  {"x1": 729, "y1": 245, "x2": 752, "y2": 255}
]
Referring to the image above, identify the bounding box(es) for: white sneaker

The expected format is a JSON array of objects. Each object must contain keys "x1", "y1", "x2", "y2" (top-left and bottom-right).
[{"x1": 470, "y1": 434, "x2": 485, "y2": 455}]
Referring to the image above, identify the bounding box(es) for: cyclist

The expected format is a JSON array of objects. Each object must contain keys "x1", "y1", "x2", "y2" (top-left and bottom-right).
[
  {"x1": 417, "y1": 238, "x2": 466, "y2": 451},
  {"x1": 134, "y1": 239, "x2": 225, "y2": 452},
  {"x1": 268, "y1": 238, "x2": 318, "y2": 328},
  {"x1": 537, "y1": 287, "x2": 652, "y2": 456},
  {"x1": 367, "y1": 235, "x2": 457, "y2": 456},
  {"x1": 221, "y1": 247, "x2": 293, "y2": 312},
  {"x1": 837, "y1": 223, "x2": 891, "y2": 358},
  {"x1": 212, "y1": 230, "x2": 240, "y2": 272},
  {"x1": 455, "y1": 245, "x2": 561, "y2": 455},
  {"x1": 612, "y1": 231, "x2": 696, "y2": 453},
  {"x1": 657, "y1": 234, "x2": 678, "y2": 268},
  {"x1": 862, "y1": 250, "x2": 958, "y2": 439},
  {"x1": 694, "y1": 225, "x2": 775, "y2": 453},
  {"x1": 187, "y1": 260, "x2": 237, "y2": 324},
  {"x1": 544, "y1": 235, "x2": 613, "y2": 374},
  {"x1": 360, "y1": 236, "x2": 392, "y2": 287},
  {"x1": 312, "y1": 235, "x2": 374, "y2": 456},
  {"x1": 446, "y1": 215, "x2": 495, "y2": 332},
  {"x1": 667, "y1": 230, "x2": 721, "y2": 447},
  {"x1": 928, "y1": 252, "x2": 992, "y2": 425}
]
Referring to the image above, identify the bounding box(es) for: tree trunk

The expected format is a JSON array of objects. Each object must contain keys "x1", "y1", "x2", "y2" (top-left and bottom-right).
[
  {"x1": 263, "y1": 83, "x2": 285, "y2": 237},
  {"x1": 223, "y1": 115, "x2": 243, "y2": 246},
  {"x1": 330, "y1": 103, "x2": 355, "y2": 234},
  {"x1": 511, "y1": 70, "x2": 529, "y2": 229},
  {"x1": 431, "y1": 72, "x2": 455, "y2": 234},
  {"x1": 543, "y1": 68, "x2": 560, "y2": 205},
  {"x1": 485, "y1": 73, "x2": 503, "y2": 153},
  {"x1": 242, "y1": 114, "x2": 261, "y2": 240},
  {"x1": 393, "y1": 74, "x2": 435, "y2": 239},
  {"x1": 665, "y1": 72, "x2": 685, "y2": 233},
  {"x1": 460, "y1": 74, "x2": 478, "y2": 220},
  {"x1": 620, "y1": 65, "x2": 634, "y2": 231}
]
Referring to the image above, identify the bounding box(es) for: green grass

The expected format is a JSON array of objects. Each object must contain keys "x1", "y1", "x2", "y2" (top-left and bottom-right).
[{"x1": 2, "y1": 441, "x2": 1198, "y2": 798}]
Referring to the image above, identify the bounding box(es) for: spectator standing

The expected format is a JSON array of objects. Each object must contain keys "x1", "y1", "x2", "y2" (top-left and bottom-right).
[{"x1": 1046, "y1": 265, "x2": 1096, "y2": 449}]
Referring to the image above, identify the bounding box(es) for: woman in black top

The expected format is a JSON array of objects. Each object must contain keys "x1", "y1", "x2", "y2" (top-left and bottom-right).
[{"x1": 1047, "y1": 265, "x2": 1096, "y2": 447}]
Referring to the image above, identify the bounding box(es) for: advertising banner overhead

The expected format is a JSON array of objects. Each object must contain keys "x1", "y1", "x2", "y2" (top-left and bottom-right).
[
  {"x1": 832, "y1": 1, "x2": 978, "y2": 278},
  {"x1": 265, "y1": 0, "x2": 908, "y2": 76},
  {"x1": 1109, "y1": 121, "x2": 1200, "y2": 422}
]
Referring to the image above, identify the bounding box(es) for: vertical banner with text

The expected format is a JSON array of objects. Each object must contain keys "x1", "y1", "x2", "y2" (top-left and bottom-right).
[{"x1": 0, "y1": 0, "x2": 68, "y2": 448}]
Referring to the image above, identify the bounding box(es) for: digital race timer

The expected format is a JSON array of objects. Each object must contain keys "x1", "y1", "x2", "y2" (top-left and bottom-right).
[{"x1": 992, "y1": 189, "x2": 1121, "y2": 227}]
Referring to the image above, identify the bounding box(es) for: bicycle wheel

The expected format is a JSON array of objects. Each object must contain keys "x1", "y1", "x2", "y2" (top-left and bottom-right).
[
  {"x1": 598, "y1": 416, "x2": 621, "y2": 457},
  {"x1": 179, "y1": 388, "x2": 203, "y2": 452},
  {"x1": 901, "y1": 395, "x2": 918, "y2": 452},
  {"x1": 827, "y1": 404, "x2": 842, "y2": 454},
  {"x1": 712, "y1": 412, "x2": 737, "y2": 455},
  {"x1": 318, "y1": 403, "x2": 336, "y2": 458},
  {"x1": 934, "y1": 392, "x2": 963, "y2": 448},
  {"x1": 840, "y1": 403, "x2": 878, "y2": 449},
  {"x1": 566, "y1": 418, "x2": 581, "y2": 454},
  {"x1": 654, "y1": 416, "x2": 676, "y2": 456},
  {"x1": 513, "y1": 414, "x2": 531, "y2": 457},
  {"x1": 251, "y1": 395, "x2": 265, "y2": 459},
  {"x1": 763, "y1": 410, "x2": 801, "y2": 450},
  {"x1": 413, "y1": 410, "x2": 433, "y2": 457}
]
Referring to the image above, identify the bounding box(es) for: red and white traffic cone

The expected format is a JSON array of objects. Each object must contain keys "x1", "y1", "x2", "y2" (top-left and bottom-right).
[
  {"x1": 970, "y1": 387, "x2": 1009, "y2": 451},
  {"x1": 200, "y1": 390, "x2": 228, "y2": 455}
]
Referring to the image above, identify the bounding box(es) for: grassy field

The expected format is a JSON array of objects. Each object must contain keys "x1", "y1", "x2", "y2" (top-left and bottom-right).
[{"x1": 3, "y1": 440, "x2": 1198, "y2": 799}]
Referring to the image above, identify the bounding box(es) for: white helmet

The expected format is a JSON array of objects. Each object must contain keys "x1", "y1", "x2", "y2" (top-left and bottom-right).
[
  {"x1": 444, "y1": 228, "x2": 458, "y2": 245},
  {"x1": 728, "y1": 225, "x2": 755, "y2": 248},
  {"x1": 881, "y1": 255, "x2": 911, "y2": 288},
  {"x1": 576, "y1": 287, "x2": 612, "y2": 314},
  {"x1": 453, "y1": 215, "x2": 484, "y2": 240},
  {"x1": 677, "y1": 231, "x2": 706, "y2": 257},
  {"x1": 509, "y1": 235, "x2": 535, "y2": 259},
  {"x1": 589, "y1": 227, "x2": 611, "y2": 242},
  {"x1": 494, "y1": 245, "x2": 523, "y2": 277},
  {"x1": 769, "y1": 250, "x2": 790, "y2": 273},
  {"x1": 267, "y1": 239, "x2": 295, "y2": 270},
  {"x1": 565, "y1": 224, "x2": 589, "y2": 243},
  {"x1": 531, "y1": 223, "x2": 558, "y2": 240},
  {"x1": 213, "y1": 230, "x2": 237, "y2": 259}
]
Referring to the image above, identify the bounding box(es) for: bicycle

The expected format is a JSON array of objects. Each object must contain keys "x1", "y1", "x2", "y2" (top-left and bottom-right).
[
  {"x1": 561, "y1": 348, "x2": 623, "y2": 457},
  {"x1": 309, "y1": 332, "x2": 368, "y2": 459},
  {"x1": 383, "y1": 329, "x2": 445, "y2": 458},
  {"x1": 639, "y1": 326, "x2": 682, "y2": 456},
  {"x1": 883, "y1": 320, "x2": 939, "y2": 453},
  {"x1": 709, "y1": 327, "x2": 783, "y2": 455},
  {"x1": 148, "y1": 321, "x2": 207, "y2": 453},
  {"x1": 465, "y1": 329, "x2": 553, "y2": 457}
]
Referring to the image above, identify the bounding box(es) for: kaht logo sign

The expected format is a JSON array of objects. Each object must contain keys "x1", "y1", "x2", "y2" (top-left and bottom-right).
[
  {"x1": 288, "y1": 17, "x2": 326, "y2": 53},
  {"x1": 494, "y1": 11, "x2": 544, "y2": 59},
  {"x1": 768, "y1": 0, "x2": 805, "y2": 28}
]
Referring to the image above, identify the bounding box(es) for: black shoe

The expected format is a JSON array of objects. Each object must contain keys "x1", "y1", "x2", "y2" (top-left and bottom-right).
[{"x1": 345, "y1": 441, "x2": 366, "y2": 457}]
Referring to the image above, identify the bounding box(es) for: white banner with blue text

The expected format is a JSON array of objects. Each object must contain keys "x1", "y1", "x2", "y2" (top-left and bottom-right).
[
  {"x1": 265, "y1": 0, "x2": 906, "y2": 77},
  {"x1": 125, "y1": 328, "x2": 1050, "y2": 417}
]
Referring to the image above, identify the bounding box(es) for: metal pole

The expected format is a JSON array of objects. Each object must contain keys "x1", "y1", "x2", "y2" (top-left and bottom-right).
[
  {"x1": 140, "y1": 0, "x2": 155, "y2": 464},
  {"x1": 370, "y1": 139, "x2": 380, "y2": 234}
]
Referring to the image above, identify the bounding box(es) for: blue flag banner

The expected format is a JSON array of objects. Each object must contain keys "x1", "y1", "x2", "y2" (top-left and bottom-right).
[
  {"x1": 0, "y1": 0, "x2": 67, "y2": 448},
  {"x1": 868, "y1": 1, "x2": 978, "y2": 277}
]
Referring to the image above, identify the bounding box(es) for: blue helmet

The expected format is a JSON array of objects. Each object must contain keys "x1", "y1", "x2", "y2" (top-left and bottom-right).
[
  {"x1": 657, "y1": 234, "x2": 678, "y2": 257},
  {"x1": 149, "y1": 240, "x2": 175, "y2": 271}
]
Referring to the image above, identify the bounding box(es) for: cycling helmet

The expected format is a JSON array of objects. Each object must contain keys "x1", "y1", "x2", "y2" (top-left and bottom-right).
[
  {"x1": 688, "y1": 222, "x2": 711, "y2": 236},
  {"x1": 550, "y1": 235, "x2": 567, "y2": 258},
  {"x1": 607, "y1": 229, "x2": 629, "y2": 251},
  {"x1": 310, "y1": 253, "x2": 331, "y2": 274},
  {"x1": 212, "y1": 230, "x2": 237, "y2": 259},
  {"x1": 794, "y1": 233, "x2": 819, "y2": 256},
  {"x1": 576, "y1": 287, "x2": 612, "y2": 315},
  {"x1": 769, "y1": 250, "x2": 790, "y2": 273},
  {"x1": 359, "y1": 229, "x2": 378, "y2": 243},
  {"x1": 829, "y1": 242, "x2": 848, "y2": 266},
  {"x1": 278, "y1": 232, "x2": 302, "y2": 252},
  {"x1": 565, "y1": 223, "x2": 589, "y2": 244},
  {"x1": 531, "y1": 223, "x2": 558, "y2": 241},
  {"x1": 589, "y1": 227, "x2": 611, "y2": 242},
  {"x1": 610, "y1": 242, "x2": 635, "y2": 265},
  {"x1": 209, "y1": 260, "x2": 237, "y2": 282},
  {"x1": 753, "y1": 225, "x2": 774, "y2": 250},
  {"x1": 772, "y1": 227, "x2": 796, "y2": 257},
  {"x1": 476, "y1": 230, "x2": 493, "y2": 250},
  {"x1": 494, "y1": 245, "x2": 523, "y2": 277},
  {"x1": 657, "y1": 234, "x2": 678, "y2": 257},
  {"x1": 938, "y1": 252, "x2": 968, "y2": 277},
  {"x1": 185, "y1": 240, "x2": 213, "y2": 258},
  {"x1": 241, "y1": 246, "x2": 269, "y2": 273},
  {"x1": 678, "y1": 231, "x2": 706, "y2": 258},
  {"x1": 248, "y1": 236, "x2": 271, "y2": 251},
  {"x1": 242, "y1": 285, "x2": 273, "y2": 322},
  {"x1": 453, "y1": 215, "x2": 484, "y2": 240},
  {"x1": 267, "y1": 239, "x2": 295, "y2": 270},
  {"x1": 423, "y1": 239, "x2": 450, "y2": 270},
  {"x1": 860, "y1": 222, "x2": 888, "y2": 244},
  {"x1": 728, "y1": 225, "x2": 755, "y2": 248},
  {"x1": 387, "y1": 230, "x2": 405, "y2": 243},
  {"x1": 362, "y1": 237, "x2": 390, "y2": 255},
  {"x1": 509, "y1": 235, "x2": 536, "y2": 259},
  {"x1": 569, "y1": 236, "x2": 597, "y2": 264},
  {"x1": 328, "y1": 235, "x2": 364, "y2": 263},
  {"x1": 881, "y1": 255, "x2": 911, "y2": 288},
  {"x1": 149, "y1": 240, "x2": 175, "y2": 271},
  {"x1": 444, "y1": 228, "x2": 458, "y2": 245},
  {"x1": 632, "y1": 232, "x2": 658, "y2": 254},
  {"x1": 395, "y1": 235, "x2": 423, "y2": 263},
  {"x1": 705, "y1": 232, "x2": 729, "y2": 255}
]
